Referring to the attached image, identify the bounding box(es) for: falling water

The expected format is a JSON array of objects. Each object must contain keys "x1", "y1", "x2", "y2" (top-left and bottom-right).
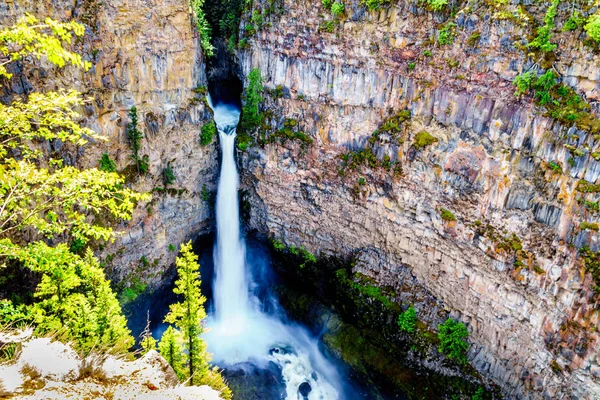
[{"x1": 205, "y1": 96, "x2": 342, "y2": 399}]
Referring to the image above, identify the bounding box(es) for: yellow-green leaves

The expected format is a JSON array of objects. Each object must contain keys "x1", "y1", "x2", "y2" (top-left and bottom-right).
[{"x1": 0, "y1": 14, "x2": 91, "y2": 78}]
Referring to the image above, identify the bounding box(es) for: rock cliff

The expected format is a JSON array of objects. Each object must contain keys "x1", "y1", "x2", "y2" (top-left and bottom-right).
[{"x1": 237, "y1": 0, "x2": 600, "y2": 398}]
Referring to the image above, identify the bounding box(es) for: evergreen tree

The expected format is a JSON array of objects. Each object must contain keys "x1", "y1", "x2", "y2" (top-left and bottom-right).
[
  {"x1": 437, "y1": 318, "x2": 470, "y2": 365},
  {"x1": 158, "y1": 325, "x2": 187, "y2": 380},
  {"x1": 127, "y1": 106, "x2": 144, "y2": 173},
  {"x1": 397, "y1": 305, "x2": 417, "y2": 333},
  {"x1": 164, "y1": 241, "x2": 209, "y2": 384}
]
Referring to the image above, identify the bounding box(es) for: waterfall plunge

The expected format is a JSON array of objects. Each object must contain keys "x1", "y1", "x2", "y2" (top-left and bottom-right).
[{"x1": 205, "y1": 97, "x2": 341, "y2": 400}]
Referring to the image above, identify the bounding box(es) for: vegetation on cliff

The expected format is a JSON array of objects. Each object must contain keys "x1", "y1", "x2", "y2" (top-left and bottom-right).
[{"x1": 0, "y1": 15, "x2": 149, "y2": 356}]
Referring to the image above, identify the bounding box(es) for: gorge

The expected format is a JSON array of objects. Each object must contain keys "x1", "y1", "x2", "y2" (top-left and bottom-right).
[{"x1": 1, "y1": 0, "x2": 600, "y2": 399}]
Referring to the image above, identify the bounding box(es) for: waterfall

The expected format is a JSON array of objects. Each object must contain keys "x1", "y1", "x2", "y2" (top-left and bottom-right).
[{"x1": 205, "y1": 95, "x2": 342, "y2": 400}]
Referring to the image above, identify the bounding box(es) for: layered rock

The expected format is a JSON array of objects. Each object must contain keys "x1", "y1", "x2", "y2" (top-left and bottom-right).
[
  {"x1": 238, "y1": 0, "x2": 600, "y2": 398},
  {"x1": 1, "y1": 0, "x2": 216, "y2": 287}
]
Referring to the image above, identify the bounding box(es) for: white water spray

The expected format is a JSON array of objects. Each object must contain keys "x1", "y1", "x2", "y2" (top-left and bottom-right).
[{"x1": 205, "y1": 96, "x2": 341, "y2": 400}]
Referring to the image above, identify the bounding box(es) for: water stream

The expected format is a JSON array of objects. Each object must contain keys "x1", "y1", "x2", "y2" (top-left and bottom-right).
[{"x1": 204, "y1": 96, "x2": 343, "y2": 399}]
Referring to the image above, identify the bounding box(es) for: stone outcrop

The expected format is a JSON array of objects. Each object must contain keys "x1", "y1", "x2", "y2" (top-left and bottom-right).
[
  {"x1": 237, "y1": 0, "x2": 600, "y2": 398},
  {"x1": 0, "y1": 0, "x2": 217, "y2": 288},
  {"x1": 0, "y1": 332, "x2": 223, "y2": 399}
]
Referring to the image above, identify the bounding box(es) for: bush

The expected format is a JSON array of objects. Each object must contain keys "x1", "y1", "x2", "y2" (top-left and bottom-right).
[
  {"x1": 527, "y1": 0, "x2": 558, "y2": 53},
  {"x1": 437, "y1": 318, "x2": 469, "y2": 364},
  {"x1": 201, "y1": 121, "x2": 217, "y2": 145},
  {"x1": 162, "y1": 165, "x2": 176, "y2": 186},
  {"x1": 580, "y1": 222, "x2": 599, "y2": 231},
  {"x1": 585, "y1": 13, "x2": 600, "y2": 42},
  {"x1": 331, "y1": 2, "x2": 345, "y2": 17},
  {"x1": 413, "y1": 131, "x2": 438, "y2": 150},
  {"x1": 427, "y1": 0, "x2": 448, "y2": 12},
  {"x1": 322, "y1": 0, "x2": 333, "y2": 9},
  {"x1": 440, "y1": 208, "x2": 456, "y2": 222},
  {"x1": 99, "y1": 153, "x2": 117, "y2": 172},
  {"x1": 238, "y1": 68, "x2": 263, "y2": 147},
  {"x1": 397, "y1": 305, "x2": 417, "y2": 333},
  {"x1": 438, "y1": 23, "x2": 456, "y2": 45}
]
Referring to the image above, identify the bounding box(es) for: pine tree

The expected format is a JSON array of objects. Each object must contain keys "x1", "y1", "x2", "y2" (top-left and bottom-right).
[
  {"x1": 164, "y1": 241, "x2": 210, "y2": 385},
  {"x1": 127, "y1": 106, "x2": 144, "y2": 173},
  {"x1": 158, "y1": 325, "x2": 187, "y2": 380}
]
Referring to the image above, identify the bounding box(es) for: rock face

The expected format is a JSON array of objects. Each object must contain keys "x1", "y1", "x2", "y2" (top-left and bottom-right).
[
  {"x1": 0, "y1": 0, "x2": 217, "y2": 287},
  {"x1": 237, "y1": 0, "x2": 600, "y2": 398},
  {"x1": 0, "y1": 335, "x2": 224, "y2": 399}
]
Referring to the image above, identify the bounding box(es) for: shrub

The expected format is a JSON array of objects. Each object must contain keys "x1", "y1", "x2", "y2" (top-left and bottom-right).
[
  {"x1": 427, "y1": 0, "x2": 448, "y2": 12},
  {"x1": 423, "y1": 49, "x2": 432, "y2": 57},
  {"x1": 322, "y1": 0, "x2": 333, "y2": 9},
  {"x1": 563, "y1": 11, "x2": 584, "y2": 32},
  {"x1": 585, "y1": 13, "x2": 600, "y2": 42},
  {"x1": 169, "y1": 243, "x2": 176, "y2": 252},
  {"x1": 438, "y1": 23, "x2": 456, "y2": 45},
  {"x1": 190, "y1": 0, "x2": 214, "y2": 57},
  {"x1": 413, "y1": 131, "x2": 438, "y2": 150},
  {"x1": 513, "y1": 71, "x2": 534, "y2": 96},
  {"x1": 127, "y1": 106, "x2": 144, "y2": 173},
  {"x1": 162, "y1": 164, "x2": 176, "y2": 186},
  {"x1": 239, "y1": 68, "x2": 263, "y2": 142},
  {"x1": 407, "y1": 62, "x2": 416, "y2": 71},
  {"x1": 99, "y1": 153, "x2": 117, "y2": 172},
  {"x1": 580, "y1": 222, "x2": 599, "y2": 231},
  {"x1": 397, "y1": 305, "x2": 417, "y2": 333},
  {"x1": 361, "y1": 0, "x2": 387, "y2": 11},
  {"x1": 331, "y1": 2, "x2": 345, "y2": 17},
  {"x1": 201, "y1": 121, "x2": 216, "y2": 145},
  {"x1": 440, "y1": 208, "x2": 456, "y2": 222},
  {"x1": 527, "y1": 0, "x2": 558, "y2": 53},
  {"x1": 437, "y1": 318, "x2": 469, "y2": 364}
]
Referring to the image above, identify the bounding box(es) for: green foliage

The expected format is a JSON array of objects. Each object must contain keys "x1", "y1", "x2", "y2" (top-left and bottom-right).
[
  {"x1": 407, "y1": 62, "x2": 416, "y2": 71},
  {"x1": 118, "y1": 277, "x2": 147, "y2": 305},
  {"x1": 162, "y1": 165, "x2": 176, "y2": 186},
  {"x1": 585, "y1": 13, "x2": 600, "y2": 42},
  {"x1": 201, "y1": 121, "x2": 217, "y2": 145},
  {"x1": 0, "y1": 14, "x2": 91, "y2": 79},
  {"x1": 438, "y1": 23, "x2": 456, "y2": 45},
  {"x1": 427, "y1": 0, "x2": 448, "y2": 12},
  {"x1": 472, "y1": 387, "x2": 485, "y2": 400},
  {"x1": 467, "y1": 31, "x2": 481, "y2": 46},
  {"x1": 99, "y1": 153, "x2": 117, "y2": 173},
  {"x1": 577, "y1": 180, "x2": 600, "y2": 193},
  {"x1": 437, "y1": 318, "x2": 469, "y2": 364},
  {"x1": 127, "y1": 106, "x2": 145, "y2": 174},
  {"x1": 578, "y1": 245, "x2": 600, "y2": 293},
  {"x1": 360, "y1": 0, "x2": 388, "y2": 11},
  {"x1": 320, "y1": 20, "x2": 337, "y2": 33},
  {"x1": 0, "y1": 16, "x2": 146, "y2": 357},
  {"x1": 513, "y1": 71, "x2": 600, "y2": 134},
  {"x1": 440, "y1": 208, "x2": 456, "y2": 222},
  {"x1": 547, "y1": 160, "x2": 562, "y2": 173},
  {"x1": 22, "y1": 247, "x2": 133, "y2": 353},
  {"x1": 322, "y1": 0, "x2": 333, "y2": 9},
  {"x1": 527, "y1": 0, "x2": 558, "y2": 53},
  {"x1": 423, "y1": 49, "x2": 432, "y2": 57},
  {"x1": 169, "y1": 243, "x2": 176, "y2": 252},
  {"x1": 331, "y1": 2, "x2": 345, "y2": 17},
  {"x1": 0, "y1": 299, "x2": 30, "y2": 327},
  {"x1": 164, "y1": 242, "x2": 209, "y2": 384},
  {"x1": 397, "y1": 305, "x2": 417, "y2": 333},
  {"x1": 513, "y1": 71, "x2": 534, "y2": 97},
  {"x1": 563, "y1": 11, "x2": 585, "y2": 32},
  {"x1": 158, "y1": 326, "x2": 187, "y2": 380},
  {"x1": 580, "y1": 222, "x2": 599, "y2": 231},
  {"x1": 238, "y1": 68, "x2": 264, "y2": 149},
  {"x1": 413, "y1": 131, "x2": 438, "y2": 150},
  {"x1": 190, "y1": 0, "x2": 215, "y2": 57}
]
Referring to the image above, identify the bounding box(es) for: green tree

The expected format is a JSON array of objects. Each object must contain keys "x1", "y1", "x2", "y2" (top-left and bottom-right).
[
  {"x1": 200, "y1": 120, "x2": 216, "y2": 145},
  {"x1": 397, "y1": 305, "x2": 417, "y2": 333},
  {"x1": 99, "y1": 152, "x2": 117, "y2": 172},
  {"x1": 437, "y1": 318, "x2": 470, "y2": 364},
  {"x1": 190, "y1": 0, "x2": 215, "y2": 57},
  {"x1": 239, "y1": 68, "x2": 264, "y2": 133},
  {"x1": 164, "y1": 241, "x2": 209, "y2": 384},
  {"x1": 0, "y1": 16, "x2": 146, "y2": 354},
  {"x1": 127, "y1": 106, "x2": 144, "y2": 173},
  {"x1": 158, "y1": 325, "x2": 187, "y2": 380},
  {"x1": 139, "y1": 311, "x2": 157, "y2": 355},
  {"x1": 527, "y1": 0, "x2": 558, "y2": 53},
  {"x1": 161, "y1": 243, "x2": 232, "y2": 399},
  {"x1": 162, "y1": 164, "x2": 176, "y2": 186}
]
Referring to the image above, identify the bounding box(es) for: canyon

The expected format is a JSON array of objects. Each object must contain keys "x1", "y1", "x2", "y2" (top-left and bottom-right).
[{"x1": 2, "y1": 0, "x2": 600, "y2": 398}]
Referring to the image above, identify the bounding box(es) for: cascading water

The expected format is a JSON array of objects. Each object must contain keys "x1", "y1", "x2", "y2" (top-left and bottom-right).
[{"x1": 205, "y1": 95, "x2": 342, "y2": 399}]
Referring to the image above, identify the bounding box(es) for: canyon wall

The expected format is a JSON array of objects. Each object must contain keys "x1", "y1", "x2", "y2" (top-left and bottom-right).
[
  {"x1": 238, "y1": 0, "x2": 600, "y2": 398},
  {"x1": 1, "y1": 0, "x2": 216, "y2": 287}
]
